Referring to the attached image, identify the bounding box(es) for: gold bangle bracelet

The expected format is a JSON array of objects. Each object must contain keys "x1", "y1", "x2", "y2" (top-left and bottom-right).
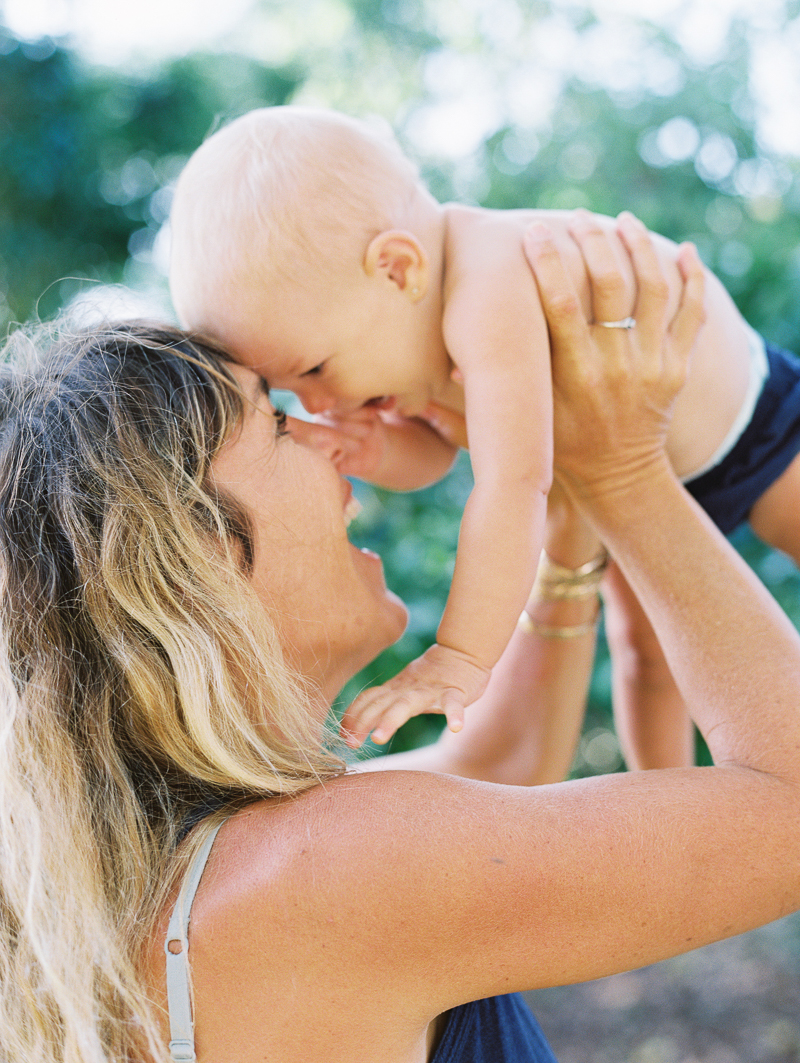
[
  {"x1": 537, "y1": 550, "x2": 609, "y2": 581},
  {"x1": 518, "y1": 609, "x2": 599, "y2": 639},
  {"x1": 534, "y1": 581, "x2": 602, "y2": 601},
  {"x1": 534, "y1": 548, "x2": 609, "y2": 601}
]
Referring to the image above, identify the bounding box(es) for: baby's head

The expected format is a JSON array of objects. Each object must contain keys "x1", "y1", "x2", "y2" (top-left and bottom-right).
[{"x1": 170, "y1": 107, "x2": 450, "y2": 416}]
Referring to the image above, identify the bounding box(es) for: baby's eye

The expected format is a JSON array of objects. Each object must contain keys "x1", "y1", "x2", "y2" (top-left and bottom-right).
[
  {"x1": 302, "y1": 362, "x2": 324, "y2": 377},
  {"x1": 273, "y1": 407, "x2": 289, "y2": 437}
]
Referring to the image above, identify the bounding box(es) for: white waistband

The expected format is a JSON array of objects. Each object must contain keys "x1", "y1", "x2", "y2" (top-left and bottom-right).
[{"x1": 680, "y1": 326, "x2": 768, "y2": 484}]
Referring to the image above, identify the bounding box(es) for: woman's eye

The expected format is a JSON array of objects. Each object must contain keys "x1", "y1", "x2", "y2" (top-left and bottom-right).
[{"x1": 273, "y1": 407, "x2": 289, "y2": 437}]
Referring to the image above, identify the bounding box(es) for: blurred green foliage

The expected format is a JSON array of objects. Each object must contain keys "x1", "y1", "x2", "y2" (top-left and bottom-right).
[
  {"x1": 3, "y1": 2, "x2": 800, "y2": 767},
  {"x1": 0, "y1": 32, "x2": 301, "y2": 321}
]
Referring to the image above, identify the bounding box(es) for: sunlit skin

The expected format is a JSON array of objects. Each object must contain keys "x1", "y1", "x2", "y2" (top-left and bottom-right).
[
  {"x1": 228, "y1": 242, "x2": 455, "y2": 420},
  {"x1": 140, "y1": 220, "x2": 800, "y2": 1063},
  {"x1": 171, "y1": 109, "x2": 799, "y2": 762},
  {"x1": 209, "y1": 363, "x2": 408, "y2": 709},
  {"x1": 207, "y1": 203, "x2": 555, "y2": 748},
  {"x1": 206, "y1": 205, "x2": 762, "y2": 754}
]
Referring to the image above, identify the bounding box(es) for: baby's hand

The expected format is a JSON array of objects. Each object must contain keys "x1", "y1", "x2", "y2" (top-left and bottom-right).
[
  {"x1": 313, "y1": 406, "x2": 392, "y2": 481},
  {"x1": 341, "y1": 644, "x2": 491, "y2": 748},
  {"x1": 419, "y1": 401, "x2": 469, "y2": 450}
]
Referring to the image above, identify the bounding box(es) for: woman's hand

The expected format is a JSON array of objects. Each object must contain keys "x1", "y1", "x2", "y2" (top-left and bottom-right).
[{"x1": 523, "y1": 210, "x2": 705, "y2": 504}]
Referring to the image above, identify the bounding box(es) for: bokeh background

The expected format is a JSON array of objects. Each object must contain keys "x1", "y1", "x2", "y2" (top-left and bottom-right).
[{"x1": 2, "y1": 0, "x2": 799, "y2": 1057}]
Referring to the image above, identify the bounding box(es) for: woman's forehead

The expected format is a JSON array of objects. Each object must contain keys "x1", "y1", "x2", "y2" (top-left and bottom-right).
[{"x1": 226, "y1": 360, "x2": 272, "y2": 407}]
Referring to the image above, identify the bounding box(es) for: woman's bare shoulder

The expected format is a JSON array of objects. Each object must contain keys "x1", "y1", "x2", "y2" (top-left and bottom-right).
[
  {"x1": 188, "y1": 771, "x2": 487, "y2": 958},
  {"x1": 205, "y1": 769, "x2": 479, "y2": 887},
  {"x1": 146, "y1": 772, "x2": 484, "y2": 1062}
]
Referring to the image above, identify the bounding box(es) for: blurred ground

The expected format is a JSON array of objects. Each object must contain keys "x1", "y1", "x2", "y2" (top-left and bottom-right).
[{"x1": 524, "y1": 913, "x2": 800, "y2": 1063}]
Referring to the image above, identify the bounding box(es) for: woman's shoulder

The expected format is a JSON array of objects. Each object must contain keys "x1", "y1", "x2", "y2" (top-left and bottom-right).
[
  {"x1": 207, "y1": 768, "x2": 478, "y2": 887},
  {"x1": 144, "y1": 770, "x2": 496, "y2": 1062}
]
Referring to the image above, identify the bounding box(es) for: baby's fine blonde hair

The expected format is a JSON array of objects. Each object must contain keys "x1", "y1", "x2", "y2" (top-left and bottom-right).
[
  {"x1": 170, "y1": 106, "x2": 423, "y2": 331},
  {"x1": 0, "y1": 321, "x2": 344, "y2": 1062}
]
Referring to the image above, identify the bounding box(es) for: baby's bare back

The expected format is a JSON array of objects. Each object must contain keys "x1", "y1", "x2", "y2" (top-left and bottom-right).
[{"x1": 446, "y1": 205, "x2": 752, "y2": 480}]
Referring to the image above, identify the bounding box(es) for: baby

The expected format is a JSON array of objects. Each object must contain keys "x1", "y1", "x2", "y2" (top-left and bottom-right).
[{"x1": 169, "y1": 106, "x2": 800, "y2": 759}]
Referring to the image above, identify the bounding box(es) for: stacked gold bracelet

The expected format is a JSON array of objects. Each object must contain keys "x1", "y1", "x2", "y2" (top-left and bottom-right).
[
  {"x1": 533, "y1": 550, "x2": 609, "y2": 600},
  {"x1": 518, "y1": 549, "x2": 609, "y2": 639}
]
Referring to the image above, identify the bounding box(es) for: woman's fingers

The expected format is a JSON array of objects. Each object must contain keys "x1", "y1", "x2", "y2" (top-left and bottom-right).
[
  {"x1": 615, "y1": 215, "x2": 705, "y2": 393},
  {"x1": 523, "y1": 209, "x2": 701, "y2": 501},
  {"x1": 568, "y1": 209, "x2": 632, "y2": 325},
  {"x1": 615, "y1": 212, "x2": 670, "y2": 338},
  {"x1": 523, "y1": 223, "x2": 589, "y2": 368},
  {"x1": 672, "y1": 241, "x2": 707, "y2": 355}
]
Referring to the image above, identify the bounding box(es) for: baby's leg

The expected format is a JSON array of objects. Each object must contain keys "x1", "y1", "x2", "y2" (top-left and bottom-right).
[
  {"x1": 603, "y1": 561, "x2": 695, "y2": 770},
  {"x1": 748, "y1": 450, "x2": 800, "y2": 562}
]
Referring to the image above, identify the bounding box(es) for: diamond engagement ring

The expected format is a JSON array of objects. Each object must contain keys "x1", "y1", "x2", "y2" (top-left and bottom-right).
[{"x1": 596, "y1": 317, "x2": 636, "y2": 329}]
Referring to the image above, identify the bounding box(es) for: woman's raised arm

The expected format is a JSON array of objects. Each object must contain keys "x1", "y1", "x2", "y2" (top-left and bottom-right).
[
  {"x1": 332, "y1": 215, "x2": 800, "y2": 1003},
  {"x1": 526, "y1": 210, "x2": 800, "y2": 784}
]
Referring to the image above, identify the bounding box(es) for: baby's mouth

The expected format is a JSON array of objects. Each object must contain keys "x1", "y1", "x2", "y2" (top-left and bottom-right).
[{"x1": 368, "y1": 396, "x2": 397, "y2": 411}]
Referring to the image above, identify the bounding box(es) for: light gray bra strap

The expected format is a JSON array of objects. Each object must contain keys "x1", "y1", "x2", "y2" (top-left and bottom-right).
[{"x1": 164, "y1": 821, "x2": 225, "y2": 1063}]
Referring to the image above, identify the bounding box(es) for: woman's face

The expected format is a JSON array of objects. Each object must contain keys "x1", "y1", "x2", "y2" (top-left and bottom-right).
[{"x1": 210, "y1": 363, "x2": 408, "y2": 705}]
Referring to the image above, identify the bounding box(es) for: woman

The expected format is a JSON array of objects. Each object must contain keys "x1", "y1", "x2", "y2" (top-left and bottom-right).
[{"x1": 1, "y1": 216, "x2": 799, "y2": 1063}]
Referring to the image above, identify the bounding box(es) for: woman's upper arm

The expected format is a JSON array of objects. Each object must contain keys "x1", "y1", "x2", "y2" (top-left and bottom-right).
[{"x1": 225, "y1": 768, "x2": 800, "y2": 1024}]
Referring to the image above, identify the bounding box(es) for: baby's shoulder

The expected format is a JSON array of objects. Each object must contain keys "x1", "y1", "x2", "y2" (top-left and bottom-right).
[
  {"x1": 445, "y1": 203, "x2": 596, "y2": 236},
  {"x1": 443, "y1": 204, "x2": 587, "y2": 277},
  {"x1": 443, "y1": 202, "x2": 522, "y2": 251}
]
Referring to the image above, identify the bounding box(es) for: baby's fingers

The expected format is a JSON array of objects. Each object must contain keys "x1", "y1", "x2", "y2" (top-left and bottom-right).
[
  {"x1": 341, "y1": 686, "x2": 417, "y2": 747},
  {"x1": 370, "y1": 700, "x2": 418, "y2": 745},
  {"x1": 341, "y1": 681, "x2": 463, "y2": 748},
  {"x1": 440, "y1": 689, "x2": 465, "y2": 734},
  {"x1": 371, "y1": 689, "x2": 464, "y2": 744},
  {"x1": 340, "y1": 687, "x2": 386, "y2": 747},
  {"x1": 420, "y1": 402, "x2": 469, "y2": 449}
]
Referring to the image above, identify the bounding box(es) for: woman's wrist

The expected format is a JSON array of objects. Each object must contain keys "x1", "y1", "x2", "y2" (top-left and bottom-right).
[
  {"x1": 543, "y1": 480, "x2": 603, "y2": 570},
  {"x1": 569, "y1": 454, "x2": 677, "y2": 538},
  {"x1": 520, "y1": 548, "x2": 607, "y2": 638},
  {"x1": 533, "y1": 549, "x2": 608, "y2": 600}
]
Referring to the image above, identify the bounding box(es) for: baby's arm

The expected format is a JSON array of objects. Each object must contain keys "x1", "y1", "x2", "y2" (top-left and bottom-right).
[
  {"x1": 317, "y1": 406, "x2": 458, "y2": 491},
  {"x1": 359, "y1": 479, "x2": 602, "y2": 783},
  {"x1": 342, "y1": 219, "x2": 552, "y2": 746}
]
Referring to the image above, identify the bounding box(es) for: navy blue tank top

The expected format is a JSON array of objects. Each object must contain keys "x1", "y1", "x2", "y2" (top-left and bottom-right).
[{"x1": 432, "y1": 993, "x2": 557, "y2": 1062}]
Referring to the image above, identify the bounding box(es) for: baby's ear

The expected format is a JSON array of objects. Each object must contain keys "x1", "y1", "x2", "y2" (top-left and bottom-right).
[{"x1": 364, "y1": 230, "x2": 428, "y2": 301}]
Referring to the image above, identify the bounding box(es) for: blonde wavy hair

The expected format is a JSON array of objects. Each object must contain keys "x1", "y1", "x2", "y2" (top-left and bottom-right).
[{"x1": 0, "y1": 321, "x2": 344, "y2": 1063}]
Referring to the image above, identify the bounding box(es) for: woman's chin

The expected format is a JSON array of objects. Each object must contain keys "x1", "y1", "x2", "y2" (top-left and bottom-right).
[
  {"x1": 386, "y1": 590, "x2": 410, "y2": 637},
  {"x1": 346, "y1": 541, "x2": 409, "y2": 645}
]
